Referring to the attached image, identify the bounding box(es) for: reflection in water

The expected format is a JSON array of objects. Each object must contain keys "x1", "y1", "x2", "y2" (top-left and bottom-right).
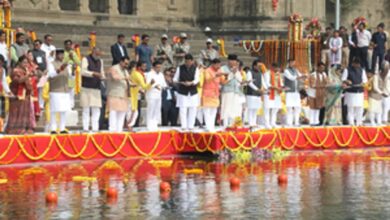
[{"x1": 1, "y1": 149, "x2": 390, "y2": 219}]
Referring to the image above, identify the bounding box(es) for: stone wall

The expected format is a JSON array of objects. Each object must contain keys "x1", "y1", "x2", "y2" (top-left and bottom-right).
[
  {"x1": 326, "y1": 0, "x2": 390, "y2": 30},
  {"x1": 197, "y1": 0, "x2": 326, "y2": 39}
]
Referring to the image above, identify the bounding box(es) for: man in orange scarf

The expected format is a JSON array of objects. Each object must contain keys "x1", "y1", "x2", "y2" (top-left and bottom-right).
[{"x1": 263, "y1": 63, "x2": 284, "y2": 128}]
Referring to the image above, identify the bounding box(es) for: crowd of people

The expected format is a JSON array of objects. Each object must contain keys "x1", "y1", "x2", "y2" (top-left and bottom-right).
[{"x1": 0, "y1": 22, "x2": 389, "y2": 135}]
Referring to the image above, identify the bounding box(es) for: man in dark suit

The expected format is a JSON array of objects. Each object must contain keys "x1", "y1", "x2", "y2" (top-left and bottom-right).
[
  {"x1": 161, "y1": 69, "x2": 178, "y2": 126},
  {"x1": 111, "y1": 34, "x2": 128, "y2": 65}
]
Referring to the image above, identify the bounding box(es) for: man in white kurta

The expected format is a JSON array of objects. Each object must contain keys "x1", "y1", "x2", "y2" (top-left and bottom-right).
[
  {"x1": 283, "y1": 59, "x2": 306, "y2": 127},
  {"x1": 381, "y1": 61, "x2": 390, "y2": 124},
  {"x1": 145, "y1": 61, "x2": 167, "y2": 131},
  {"x1": 245, "y1": 60, "x2": 265, "y2": 127},
  {"x1": 47, "y1": 49, "x2": 71, "y2": 134},
  {"x1": 263, "y1": 64, "x2": 284, "y2": 128},
  {"x1": 342, "y1": 58, "x2": 368, "y2": 126},
  {"x1": 329, "y1": 31, "x2": 343, "y2": 67},
  {"x1": 80, "y1": 47, "x2": 105, "y2": 132},
  {"x1": 220, "y1": 54, "x2": 244, "y2": 127},
  {"x1": 173, "y1": 54, "x2": 200, "y2": 131}
]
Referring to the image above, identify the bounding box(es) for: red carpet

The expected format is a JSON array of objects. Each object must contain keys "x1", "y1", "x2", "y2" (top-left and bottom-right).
[{"x1": 0, "y1": 126, "x2": 389, "y2": 165}]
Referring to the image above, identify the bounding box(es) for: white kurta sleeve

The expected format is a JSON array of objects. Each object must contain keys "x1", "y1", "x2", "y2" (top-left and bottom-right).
[
  {"x1": 2, "y1": 70, "x2": 10, "y2": 94},
  {"x1": 341, "y1": 69, "x2": 349, "y2": 81},
  {"x1": 191, "y1": 68, "x2": 200, "y2": 85},
  {"x1": 47, "y1": 63, "x2": 57, "y2": 78},
  {"x1": 362, "y1": 70, "x2": 368, "y2": 83},
  {"x1": 173, "y1": 67, "x2": 180, "y2": 83},
  {"x1": 263, "y1": 71, "x2": 271, "y2": 89},
  {"x1": 81, "y1": 57, "x2": 93, "y2": 77},
  {"x1": 284, "y1": 69, "x2": 298, "y2": 80},
  {"x1": 246, "y1": 71, "x2": 259, "y2": 91},
  {"x1": 161, "y1": 74, "x2": 168, "y2": 88},
  {"x1": 373, "y1": 75, "x2": 383, "y2": 94}
]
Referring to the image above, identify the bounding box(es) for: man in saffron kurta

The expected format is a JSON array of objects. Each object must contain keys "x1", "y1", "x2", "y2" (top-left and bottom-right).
[
  {"x1": 107, "y1": 57, "x2": 131, "y2": 132},
  {"x1": 201, "y1": 58, "x2": 224, "y2": 132},
  {"x1": 127, "y1": 62, "x2": 153, "y2": 130}
]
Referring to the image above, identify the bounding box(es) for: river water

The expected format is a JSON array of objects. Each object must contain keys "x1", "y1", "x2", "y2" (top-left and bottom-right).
[{"x1": 1, "y1": 148, "x2": 390, "y2": 219}]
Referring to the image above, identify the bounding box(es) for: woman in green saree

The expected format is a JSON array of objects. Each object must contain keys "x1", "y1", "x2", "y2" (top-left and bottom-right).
[{"x1": 324, "y1": 66, "x2": 344, "y2": 125}]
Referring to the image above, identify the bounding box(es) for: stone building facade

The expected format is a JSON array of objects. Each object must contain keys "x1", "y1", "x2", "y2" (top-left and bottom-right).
[{"x1": 10, "y1": 0, "x2": 390, "y2": 37}]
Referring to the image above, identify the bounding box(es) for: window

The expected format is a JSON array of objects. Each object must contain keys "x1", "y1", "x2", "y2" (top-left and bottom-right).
[
  {"x1": 59, "y1": 0, "x2": 79, "y2": 11},
  {"x1": 118, "y1": 0, "x2": 136, "y2": 15},
  {"x1": 168, "y1": 0, "x2": 177, "y2": 10},
  {"x1": 89, "y1": 0, "x2": 108, "y2": 13}
]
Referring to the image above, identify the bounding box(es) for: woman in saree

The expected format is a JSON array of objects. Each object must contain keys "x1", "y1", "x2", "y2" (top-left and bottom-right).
[
  {"x1": 5, "y1": 55, "x2": 36, "y2": 134},
  {"x1": 324, "y1": 66, "x2": 343, "y2": 125},
  {"x1": 26, "y1": 50, "x2": 41, "y2": 123}
]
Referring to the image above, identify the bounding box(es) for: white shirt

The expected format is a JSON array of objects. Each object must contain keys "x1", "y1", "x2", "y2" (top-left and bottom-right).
[
  {"x1": 117, "y1": 43, "x2": 125, "y2": 57},
  {"x1": 341, "y1": 68, "x2": 368, "y2": 87},
  {"x1": 356, "y1": 29, "x2": 372, "y2": 48},
  {"x1": 0, "y1": 42, "x2": 8, "y2": 62},
  {"x1": 41, "y1": 43, "x2": 56, "y2": 62},
  {"x1": 146, "y1": 69, "x2": 167, "y2": 99}
]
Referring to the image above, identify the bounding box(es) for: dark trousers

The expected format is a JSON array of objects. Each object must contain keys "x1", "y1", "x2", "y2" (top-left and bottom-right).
[
  {"x1": 372, "y1": 50, "x2": 385, "y2": 71},
  {"x1": 341, "y1": 97, "x2": 348, "y2": 125},
  {"x1": 349, "y1": 47, "x2": 357, "y2": 66},
  {"x1": 358, "y1": 46, "x2": 369, "y2": 69},
  {"x1": 161, "y1": 101, "x2": 178, "y2": 126},
  {"x1": 134, "y1": 100, "x2": 141, "y2": 127}
]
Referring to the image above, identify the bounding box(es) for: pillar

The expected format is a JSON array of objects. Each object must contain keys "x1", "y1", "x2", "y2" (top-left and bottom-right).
[
  {"x1": 48, "y1": 0, "x2": 60, "y2": 11},
  {"x1": 109, "y1": 0, "x2": 119, "y2": 15},
  {"x1": 80, "y1": 0, "x2": 90, "y2": 13}
]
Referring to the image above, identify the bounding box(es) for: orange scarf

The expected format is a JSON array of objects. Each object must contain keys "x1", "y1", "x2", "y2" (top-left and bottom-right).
[{"x1": 269, "y1": 70, "x2": 281, "y2": 100}]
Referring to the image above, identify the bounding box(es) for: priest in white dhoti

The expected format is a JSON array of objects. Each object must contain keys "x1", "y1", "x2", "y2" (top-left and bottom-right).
[
  {"x1": 220, "y1": 54, "x2": 245, "y2": 127},
  {"x1": 263, "y1": 63, "x2": 284, "y2": 128},
  {"x1": 145, "y1": 61, "x2": 167, "y2": 131},
  {"x1": 342, "y1": 58, "x2": 368, "y2": 126},
  {"x1": 47, "y1": 49, "x2": 71, "y2": 134},
  {"x1": 173, "y1": 54, "x2": 200, "y2": 131},
  {"x1": 283, "y1": 59, "x2": 307, "y2": 127},
  {"x1": 245, "y1": 60, "x2": 265, "y2": 128},
  {"x1": 80, "y1": 47, "x2": 104, "y2": 132}
]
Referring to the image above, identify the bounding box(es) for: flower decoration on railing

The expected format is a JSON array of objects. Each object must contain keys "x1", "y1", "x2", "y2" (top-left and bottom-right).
[
  {"x1": 305, "y1": 18, "x2": 322, "y2": 37},
  {"x1": 289, "y1": 13, "x2": 303, "y2": 24}
]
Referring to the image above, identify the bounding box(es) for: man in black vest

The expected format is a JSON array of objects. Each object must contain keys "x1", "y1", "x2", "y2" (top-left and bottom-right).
[
  {"x1": 342, "y1": 58, "x2": 368, "y2": 126},
  {"x1": 245, "y1": 60, "x2": 265, "y2": 128},
  {"x1": 173, "y1": 54, "x2": 200, "y2": 131},
  {"x1": 80, "y1": 47, "x2": 105, "y2": 132}
]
